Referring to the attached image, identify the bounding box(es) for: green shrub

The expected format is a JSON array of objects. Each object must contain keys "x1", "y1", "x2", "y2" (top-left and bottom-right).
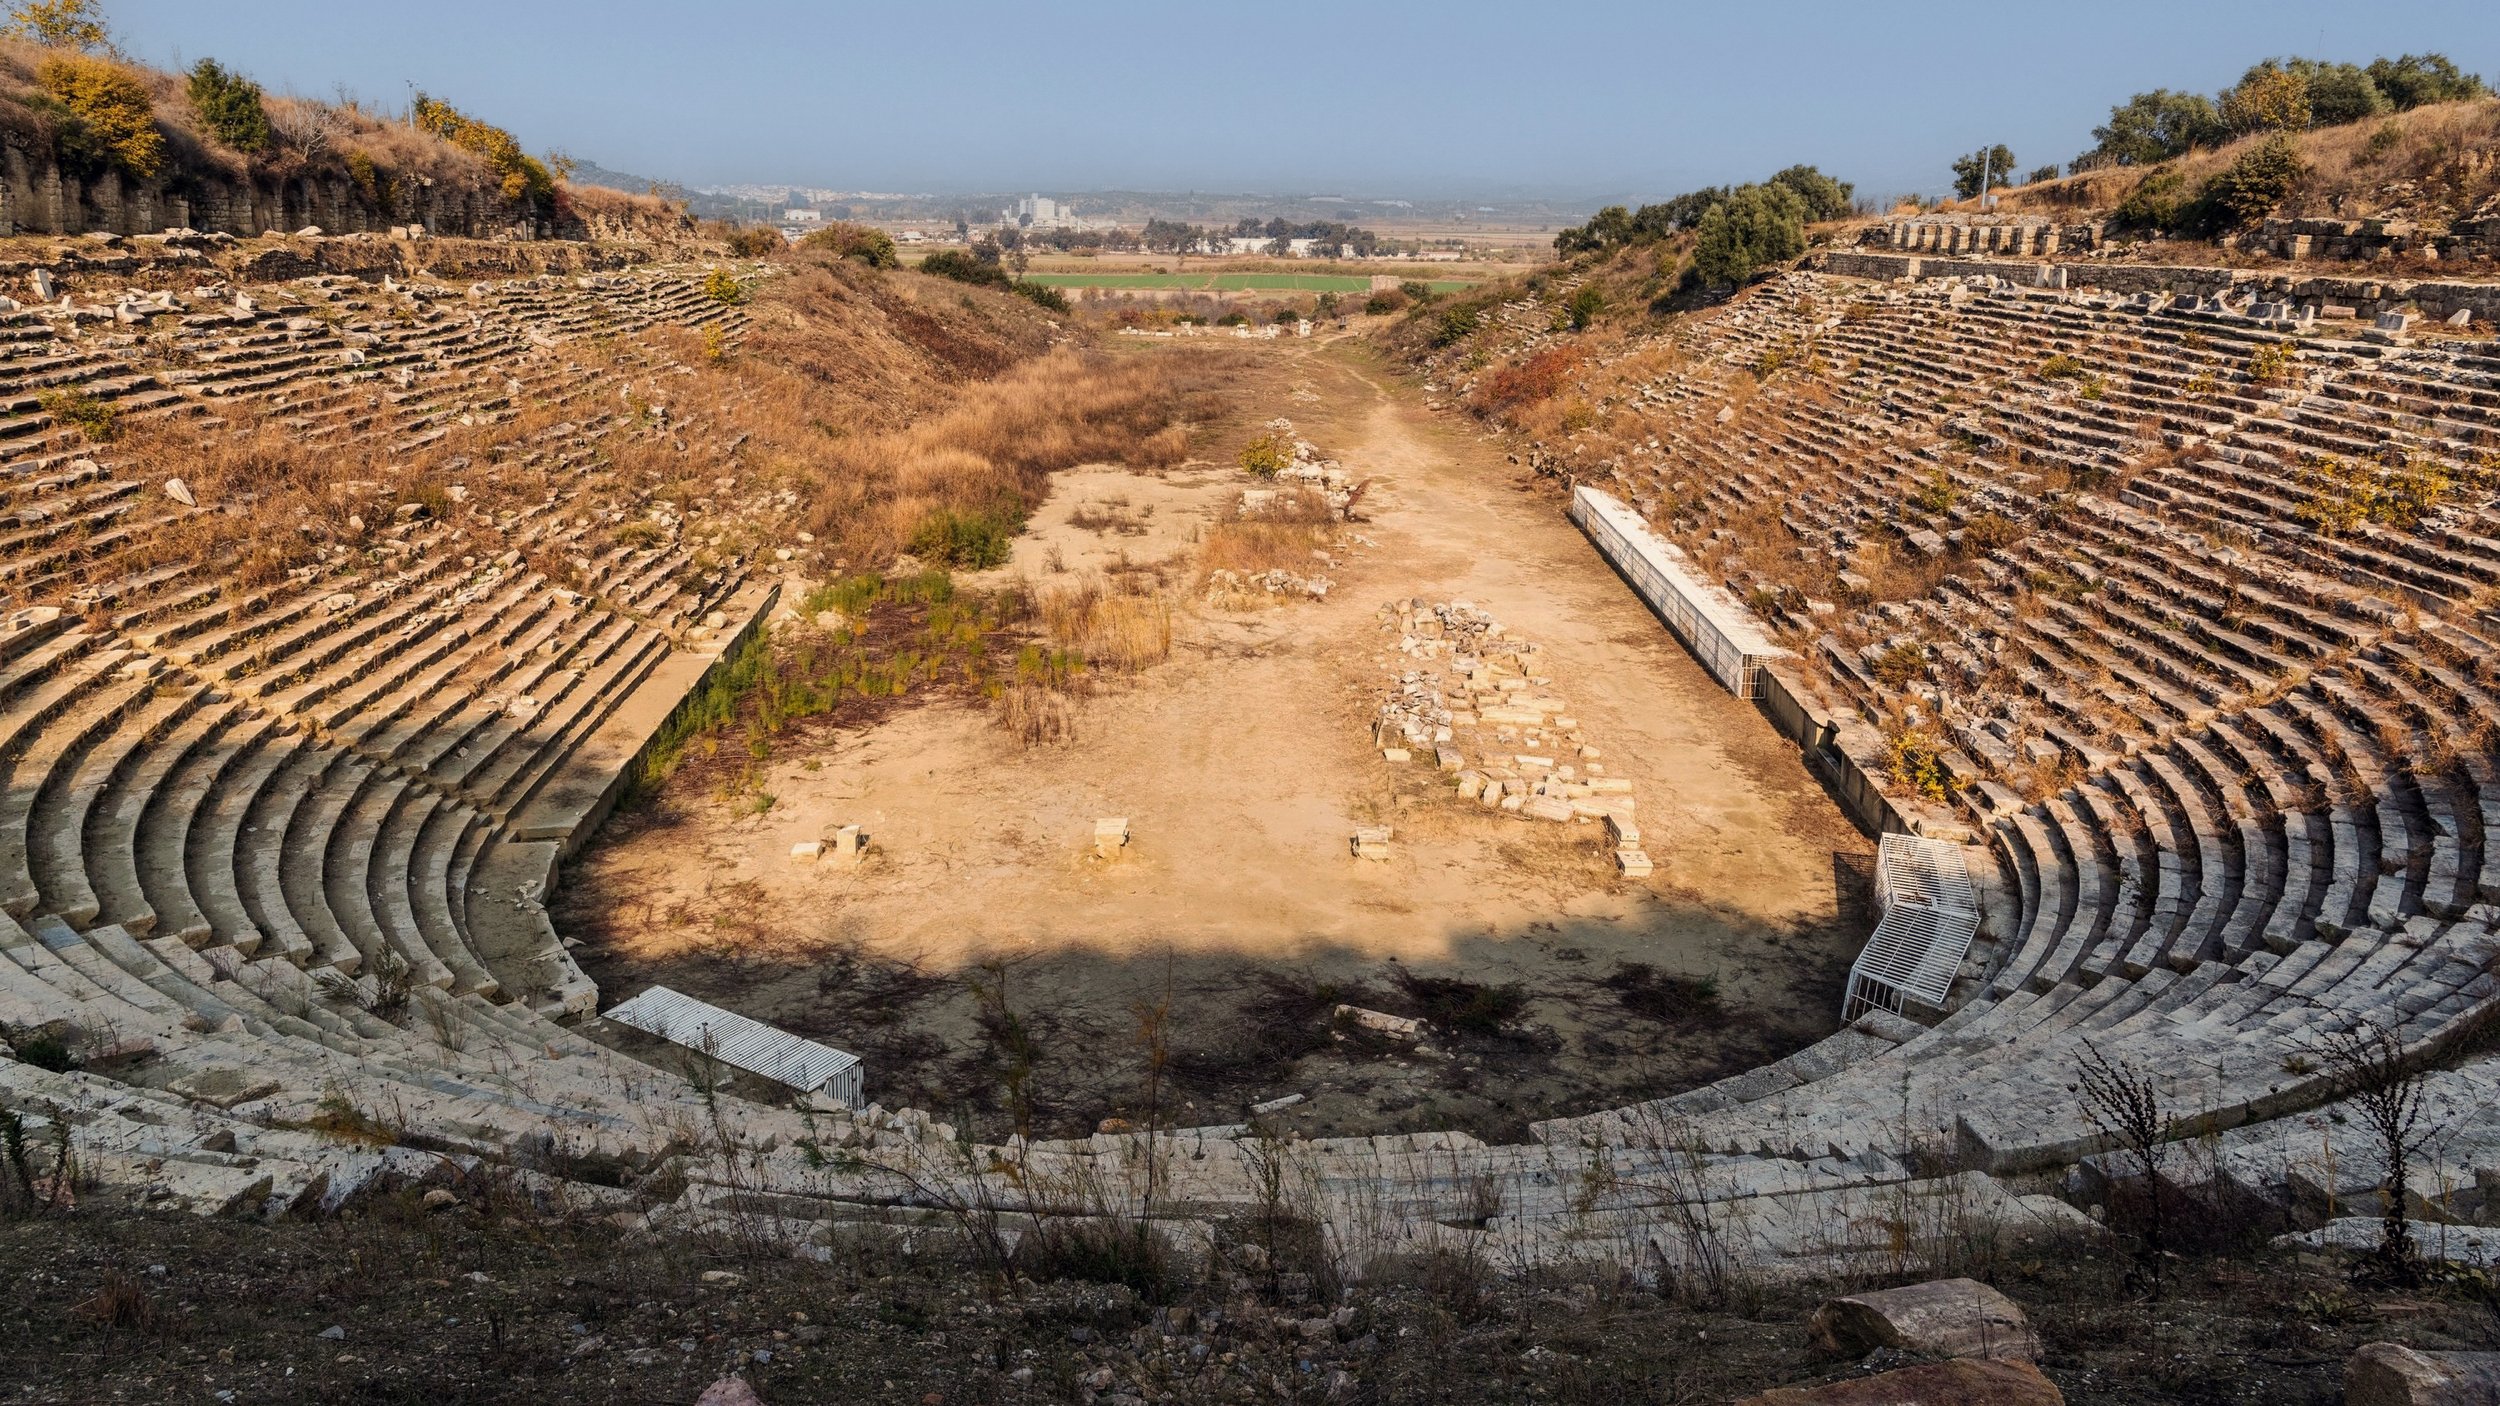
[
  {"x1": 1688, "y1": 182, "x2": 1806, "y2": 291},
  {"x1": 1238, "y1": 434, "x2": 1292, "y2": 478},
  {"x1": 917, "y1": 248, "x2": 1013, "y2": 290},
  {"x1": 909, "y1": 506, "x2": 1019, "y2": 569},
  {"x1": 2039, "y1": 354, "x2": 2086, "y2": 380},
  {"x1": 1011, "y1": 280, "x2": 1069, "y2": 313},
  {"x1": 1362, "y1": 288, "x2": 1408, "y2": 316},
  {"x1": 1429, "y1": 305, "x2": 1481, "y2": 347},
  {"x1": 2367, "y1": 53, "x2": 2488, "y2": 110},
  {"x1": 36, "y1": 54, "x2": 161, "y2": 180},
  {"x1": 185, "y1": 58, "x2": 269, "y2": 154},
  {"x1": 38, "y1": 388, "x2": 115, "y2": 441},
  {"x1": 1564, "y1": 284, "x2": 1605, "y2": 331},
  {"x1": 2201, "y1": 133, "x2": 2308, "y2": 228},
  {"x1": 799, "y1": 221, "x2": 897, "y2": 268},
  {"x1": 2221, "y1": 61, "x2": 2312, "y2": 134},
  {"x1": 701, "y1": 267, "x2": 746, "y2": 305},
  {"x1": 2084, "y1": 90, "x2": 2227, "y2": 167},
  {"x1": 2111, "y1": 166, "x2": 2194, "y2": 232}
]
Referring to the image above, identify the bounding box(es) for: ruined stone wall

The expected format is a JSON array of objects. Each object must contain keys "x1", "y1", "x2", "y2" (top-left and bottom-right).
[
  {"x1": 1809, "y1": 249, "x2": 2500, "y2": 325},
  {"x1": 0, "y1": 143, "x2": 545, "y2": 241}
]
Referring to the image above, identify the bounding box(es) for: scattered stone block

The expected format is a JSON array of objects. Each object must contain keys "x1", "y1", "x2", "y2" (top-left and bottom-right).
[
  {"x1": 1521, "y1": 797, "x2": 1575, "y2": 823},
  {"x1": 1809, "y1": 1278, "x2": 2035, "y2": 1362},
  {"x1": 164, "y1": 478, "x2": 196, "y2": 507},
  {"x1": 1351, "y1": 826, "x2": 1393, "y2": 860},
  {"x1": 1093, "y1": 817, "x2": 1129, "y2": 861},
  {"x1": 2347, "y1": 1343, "x2": 2500, "y2": 1406},
  {"x1": 1736, "y1": 1359, "x2": 2063, "y2": 1406},
  {"x1": 695, "y1": 1379, "x2": 765, "y2": 1406},
  {"x1": 1334, "y1": 1005, "x2": 1422, "y2": 1039},
  {"x1": 1605, "y1": 814, "x2": 1642, "y2": 847},
  {"x1": 2376, "y1": 310, "x2": 2419, "y2": 334},
  {"x1": 1249, "y1": 1092, "x2": 1304, "y2": 1115},
  {"x1": 1380, "y1": 746, "x2": 1412, "y2": 763},
  {"x1": 790, "y1": 840, "x2": 823, "y2": 864},
  {"x1": 1615, "y1": 847, "x2": 1654, "y2": 877},
  {"x1": 831, "y1": 825, "x2": 865, "y2": 866}
]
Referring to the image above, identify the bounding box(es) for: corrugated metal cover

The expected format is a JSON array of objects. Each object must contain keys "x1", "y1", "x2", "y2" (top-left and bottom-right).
[{"x1": 604, "y1": 985, "x2": 860, "y2": 1094}]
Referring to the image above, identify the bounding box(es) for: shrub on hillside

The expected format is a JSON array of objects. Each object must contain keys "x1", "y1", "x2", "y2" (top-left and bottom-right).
[
  {"x1": 1564, "y1": 284, "x2": 1604, "y2": 331},
  {"x1": 185, "y1": 58, "x2": 269, "y2": 154},
  {"x1": 2202, "y1": 134, "x2": 2308, "y2": 228},
  {"x1": 1687, "y1": 183, "x2": 1806, "y2": 291},
  {"x1": 918, "y1": 249, "x2": 1013, "y2": 290},
  {"x1": 723, "y1": 226, "x2": 783, "y2": 258},
  {"x1": 1428, "y1": 303, "x2": 1482, "y2": 347},
  {"x1": 2220, "y1": 61, "x2": 2312, "y2": 135},
  {"x1": 799, "y1": 221, "x2": 897, "y2": 268},
  {"x1": 412, "y1": 93, "x2": 554, "y2": 212},
  {"x1": 1766, "y1": 164, "x2": 1854, "y2": 222},
  {"x1": 1011, "y1": 281, "x2": 1069, "y2": 313},
  {"x1": 34, "y1": 54, "x2": 161, "y2": 180},
  {"x1": 1470, "y1": 344, "x2": 1583, "y2": 415},
  {"x1": 2109, "y1": 165, "x2": 2194, "y2": 233},
  {"x1": 1362, "y1": 288, "x2": 1409, "y2": 316},
  {"x1": 702, "y1": 267, "x2": 746, "y2": 305},
  {"x1": 2367, "y1": 53, "x2": 2488, "y2": 109}
]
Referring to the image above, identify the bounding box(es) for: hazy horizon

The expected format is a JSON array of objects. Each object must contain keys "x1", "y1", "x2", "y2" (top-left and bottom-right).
[{"x1": 106, "y1": 0, "x2": 2500, "y2": 208}]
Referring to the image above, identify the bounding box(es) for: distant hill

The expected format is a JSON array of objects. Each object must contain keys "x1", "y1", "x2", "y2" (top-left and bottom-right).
[{"x1": 567, "y1": 158, "x2": 684, "y2": 201}]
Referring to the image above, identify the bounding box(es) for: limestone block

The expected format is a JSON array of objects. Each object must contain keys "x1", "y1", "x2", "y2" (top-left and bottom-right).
[
  {"x1": 1737, "y1": 1359, "x2": 2063, "y2": 1406},
  {"x1": 1093, "y1": 817, "x2": 1129, "y2": 861},
  {"x1": 789, "y1": 841, "x2": 823, "y2": 864},
  {"x1": 2347, "y1": 1344, "x2": 2500, "y2": 1406},
  {"x1": 1380, "y1": 747, "x2": 1412, "y2": 763},
  {"x1": 163, "y1": 478, "x2": 196, "y2": 507},
  {"x1": 1521, "y1": 797, "x2": 1576, "y2": 823},
  {"x1": 1615, "y1": 848, "x2": 1654, "y2": 877},
  {"x1": 1809, "y1": 1278, "x2": 2035, "y2": 1362},
  {"x1": 831, "y1": 825, "x2": 865, "y2": 866},
  {"x1": 1334, "y1": 1004, "x2": 1421, "y2": 1039},
  {"x1": 1351, "y1": 826, "x2": 1392, "y2": 860},
  {"x1": 1606, "y1": 814, "x2": 1641, "y2": 847}
]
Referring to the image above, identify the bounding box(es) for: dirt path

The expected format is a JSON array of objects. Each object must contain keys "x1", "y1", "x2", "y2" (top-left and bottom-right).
[{"x1": 565, "y1": 339, "x2": 1873, "y2": 1141}]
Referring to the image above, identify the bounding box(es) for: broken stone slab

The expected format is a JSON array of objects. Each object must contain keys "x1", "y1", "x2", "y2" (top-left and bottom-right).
[
  {"x1": 1809, "y1": 1277, "x2": 2036, "y2": 1362},
  {"x1": 2277, "y1": 1218, "x2": 2500, "y2": 1269},
  {"x1": 831, "y1": 825, "x2": 864, "y2": 866},
  {"x1": 1248, "y1": 1092, "x2": 1304, "y2": 1115},
  {"x1": 1605, "y1": 814, "x2": 1642, "y2": 847},
  {"x1": 1737, "y1": 1358, "x2": 2063, "y2": 1406},
  {"x1": 1351, "y1": 826, "x2": 1393, "y2": 861},
  {"x1": 1520, "y1": 797, "x2": 1576, "y2": 823},
  {"x1": 1615, "y1": 847, "x2": 1654, "y2": 877},
  {"x1": 790, "y1": 840, "x2": 824, "y2": 864},
  {"x1": 2348, "y1": 1344, "x2": 2500, "y2": 1406},
  {"x1": 1093, "y1": 817, "x2": 1129, "y2": 861},
  {"x1": 163, "y1": 478, "x2": 196, "y2": 508},
  {"x1": 1335, "y1": 1005, "x2": 1422, "y2": 1039}
]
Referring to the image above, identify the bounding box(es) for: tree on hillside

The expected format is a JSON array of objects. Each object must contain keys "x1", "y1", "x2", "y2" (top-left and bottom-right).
[
  {"x1": 2283, "y1": 58, "x2": 2389, "y2": 126},
  {"x1": 4, "y1": 0, "x2": 112, "y2": 52},
  {"x1": 186, "y1": 58, "x2": 270, "y2": 155},
  {"x1": 2086, "y1": 89, "x2": 2227, "y2": 167},
  {"x1": 1950, "y1": 144, "x2": 2017, "y2": 199},
  {"x1": 1688, "y1": 183, "x2": 1805, "y2": 292},
  {"x1": 2366, "y1": 53, "x2": 2489, "y2": 109},
  {"x1": 2220, "y1": 60, "x2": 2312, "y2": 134},
  {"x1": 1767, "y1": 164, "x2": 1854, "y2": 222},
  {"x1": 1629, "y1": 187, "x2": 1727, "y2": 241}
]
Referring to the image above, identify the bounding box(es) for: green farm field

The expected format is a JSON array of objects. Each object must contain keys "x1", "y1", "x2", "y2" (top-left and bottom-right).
[{"x1": 1017, "y1": 270, "x2": 1475, "y2": 292}]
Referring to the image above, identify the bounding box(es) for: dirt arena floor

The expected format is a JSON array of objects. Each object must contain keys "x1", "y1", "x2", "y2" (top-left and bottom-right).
[{"x1": 561, "y1": 337, "x2": 1876, "y2": 1142}]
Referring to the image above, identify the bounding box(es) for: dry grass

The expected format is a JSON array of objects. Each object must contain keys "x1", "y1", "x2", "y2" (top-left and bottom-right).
[
  {"x1": 1036, "y1": 577, "x2": 1173, "y2": 673},
  {"x1": 1199, "y1": 487, "x2": 1337, "y2": 578},
  {"x1": 997, "y1": 681, "x2": 1077, "y2": 747},
  {"x1": 1995, "y1": 96, "x2": 2500, "y2": 225}
]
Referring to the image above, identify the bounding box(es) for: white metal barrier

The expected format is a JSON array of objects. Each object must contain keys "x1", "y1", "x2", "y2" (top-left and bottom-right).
[
  {"x1": 1843, "y1": 833, "x2": 1981, "y2": 1021},
  {"x1": 605, "y1": 985, "x2": 864, "y2": 1106},
  {"x1": 1569, "y1": 486, "x2": 1790, "y2": 699}
]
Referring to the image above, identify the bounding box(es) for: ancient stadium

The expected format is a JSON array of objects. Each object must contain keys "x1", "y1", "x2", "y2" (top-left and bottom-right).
[{"x1": 5, "y1": 12, "x2": 2500, "y2": 1404}]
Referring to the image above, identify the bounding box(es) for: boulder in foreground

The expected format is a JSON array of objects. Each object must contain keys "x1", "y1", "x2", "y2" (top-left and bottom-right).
[
  {"x1": 1810, "y1": 1277, "x2": 2036, "y2": 1362},
  {"x1": 1738, "y1": 1358, "x2": 2063, "y2": 1406}
]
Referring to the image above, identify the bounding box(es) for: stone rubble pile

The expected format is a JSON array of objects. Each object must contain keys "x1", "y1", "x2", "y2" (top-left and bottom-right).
[{"x1": 1370, "y1": 598, "x2": 1651, "y2": 874}]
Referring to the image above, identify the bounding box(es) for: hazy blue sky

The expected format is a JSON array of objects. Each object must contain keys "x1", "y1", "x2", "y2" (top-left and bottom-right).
[{"x1": 107, "y1": 0, "x2": 2499, "y2": 204}]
